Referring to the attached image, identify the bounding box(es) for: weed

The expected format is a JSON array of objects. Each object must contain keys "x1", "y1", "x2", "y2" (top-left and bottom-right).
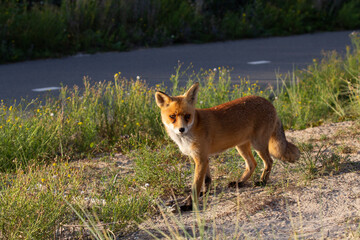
[
  {"x1": 272, "y1": 31, "x2": 360, "y2": 129},
  {"x1": 336, "y1": 145, "x2": 353, "y2": 154},
  {"x1": 0, "y1": 77, "x2": 163, "y2": 171},
  {"x1": 63, "y1": 198, "x2": 115, "y2": 240},
  {"x1": 296, "y1": 143, "x2": 348, "y2": 181},
  {"x1": 0, "y1": 158, "x2": 155, "y2": 239},
  {"x1": 132, "y1": 143, "x2": 191, "y2": 196},
  {"x1": 0, "y1": 164, "x2": 74, "y2": 239}
]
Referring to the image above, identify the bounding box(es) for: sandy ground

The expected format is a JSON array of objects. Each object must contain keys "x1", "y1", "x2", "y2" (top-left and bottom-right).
[{"x1": 124, "y1": 121, "x2": 360, "y2": 239}]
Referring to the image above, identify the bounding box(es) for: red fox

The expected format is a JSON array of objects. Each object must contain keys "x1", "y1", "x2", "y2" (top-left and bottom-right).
[{"x1": 155, "y1": 83, "x2": 300, "y2": 211}]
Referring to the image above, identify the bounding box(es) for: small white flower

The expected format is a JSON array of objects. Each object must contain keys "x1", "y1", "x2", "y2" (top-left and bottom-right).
[
  {"x1": 145, "y1": 183, "x2": 150, "y2": 188},
  {"x1": 275, "y1": 97, "x2": 278, "y2": 100},
  {"x1": 200, "y1": 101, "x2": 203, "y2": 104},
  {"x1": 50, "y1": 113, "x2": 54, "y2": 117},
  {"x1": 213, "y1": 68, "x2": 217, "y2": 72},
  {"x1": 136, "y1": 76, "x2": 140, "y2": 80}
]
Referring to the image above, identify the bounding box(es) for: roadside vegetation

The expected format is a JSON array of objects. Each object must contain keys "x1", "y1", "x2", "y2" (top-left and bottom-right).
[
  {"x1": 0, "y1": 33, "x2": 359, "y2": 238},
  {"x1": 1, "y1": 0, "x2": 360, "y2": 62}
]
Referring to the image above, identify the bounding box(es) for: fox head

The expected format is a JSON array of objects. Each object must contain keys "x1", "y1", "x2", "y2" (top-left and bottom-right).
[{"x1": 155, "y1": 83, "x2": 199, "y2": 135}]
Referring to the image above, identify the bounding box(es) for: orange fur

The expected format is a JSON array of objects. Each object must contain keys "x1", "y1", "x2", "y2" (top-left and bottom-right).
[{"x1": 155, "y1": 83, "x2": 300, "y2": 211}]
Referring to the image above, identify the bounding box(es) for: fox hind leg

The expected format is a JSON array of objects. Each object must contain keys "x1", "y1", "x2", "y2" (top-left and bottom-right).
[
  {"x1": 228, "y1": 142, "x2": 257, "y2": 188},
  {"x1": 204, "y1": 164, "x2": 212, "y2": 193},
  {"x1": 254, "y1": 148, "x2": 273, "y2": 186}
]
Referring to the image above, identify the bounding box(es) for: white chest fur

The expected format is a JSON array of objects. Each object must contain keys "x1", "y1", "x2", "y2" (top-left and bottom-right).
[{"x1": 167, "y1": 129, "x2": 194, "y2": 156}]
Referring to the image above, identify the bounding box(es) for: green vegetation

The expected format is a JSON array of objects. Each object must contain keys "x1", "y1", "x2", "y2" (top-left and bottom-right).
[
  {"x1": 273, "y1": 32, "x2": 360, "y2": 129},
  {"x1": 0, "y1": 158, "x2": 152, "y2": 239},
  {"x1": 0, "y1": 79, "x2": 162, "y2": 171},
  {"x1": 0, "y1": 33, "x2": 359, "y2": 238},
  {"x1": 295, "y1": 142, "x2": 345, "y2": 180},
  {"x1": 1, "y1": 0, "x2": 360, "y2": 62}
]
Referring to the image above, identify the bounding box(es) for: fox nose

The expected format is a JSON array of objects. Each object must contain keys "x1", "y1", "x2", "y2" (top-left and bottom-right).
[{"x1": 179, "y1": 128, "x2": 185, "y2": 133}]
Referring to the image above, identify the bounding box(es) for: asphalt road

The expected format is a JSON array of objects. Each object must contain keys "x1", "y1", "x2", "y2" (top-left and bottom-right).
[{"x1": 0, "y1": 30, "x2": 354, "y2": 101}]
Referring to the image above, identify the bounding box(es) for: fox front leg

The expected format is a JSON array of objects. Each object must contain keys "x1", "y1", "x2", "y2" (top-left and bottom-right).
[
  {"x1": 180, "y1": 154, "x2": 209, "y2": 212},
  {"x1": 204, "y1": 164, "x2": 212, "y2": 194}
]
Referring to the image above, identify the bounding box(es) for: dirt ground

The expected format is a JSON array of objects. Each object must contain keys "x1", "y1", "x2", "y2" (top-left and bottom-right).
[{"x1": 124, "y1": 121, "x2": 360, "y2": 239}]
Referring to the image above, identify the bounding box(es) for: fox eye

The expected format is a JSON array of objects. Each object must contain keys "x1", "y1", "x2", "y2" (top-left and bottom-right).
[
  {"x1": 169, "y1": 114, "x2": 176, "y2": 120},
  {"x1": 184, "y1": 114, "x2": 191, "y2": 122}
]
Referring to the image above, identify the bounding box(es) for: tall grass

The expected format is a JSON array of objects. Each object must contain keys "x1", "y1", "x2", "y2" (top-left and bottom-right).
[
  {"x1": 0, "y1": 164, "x2": 72, "y2": 239},
  {"x1": 132, "y1": 143, "x2": 191, "y2": 196},
  {"x1": 0, "y1": 159, "x2": 153, "y2": 239},
  {"x1": 0, "y1": 78, "x2": 162, "y2": 171},
  {"x1": 273, "y1": 31, "x2": 360, "y2": 129}
]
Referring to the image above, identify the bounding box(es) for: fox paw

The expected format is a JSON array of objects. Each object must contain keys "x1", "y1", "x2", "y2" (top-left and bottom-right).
[
  {"x1": 228, "y1": 181, "x2": 245, "y2": 188},
  {"x1": 171, "y1": 196, "x2": 193, "y2": 212},
  {"x1": 254, "y1": 181, "x2": 267, "y2": 187},
  {"x1": 179, "y1": 203, "x2": 193, "y2": 212},
  {"x1": 167, "y1": 199, "x2": 193, "y2": 213},
  {"x1": 165, "y1": 199, "x2": 176, "y2": 206}
]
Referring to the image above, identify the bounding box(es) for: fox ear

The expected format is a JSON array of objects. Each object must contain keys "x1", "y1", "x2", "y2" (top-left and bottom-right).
[
  {"x1": 155, "y1": 91, "x2": 171, "y2": 108},
  {"x1": 184, "y1": 82, "x2": 199, "y2": 105}
]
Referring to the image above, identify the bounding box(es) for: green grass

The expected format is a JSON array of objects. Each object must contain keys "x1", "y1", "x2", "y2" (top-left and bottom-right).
[
  {"x1": 0, "y1": 167, "x2": 70, "y2": 239},
  {"x1": 273, "y1": 32, "x2": 360, "y2": 129},
  {"x1": 0, "y1": 33, "x2": 359, "y2": 238},
  {"x1": 1, "y1": 0, "x2": 360, "y2": 62},
  {"x1": 132, "y1": 143, "x2": 191, "y2": 196},
  {"x1": 0, "y1": 159, "x2": 152, "y2": 239},
  {"x1": 294, "y1": 142, "x2": 348, "y2": 181},
  {"x1": 0, "y1": 78, "x2": 163, "y2": 171}
]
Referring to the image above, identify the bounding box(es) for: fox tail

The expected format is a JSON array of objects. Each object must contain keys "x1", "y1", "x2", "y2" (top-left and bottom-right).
[{"x1": 268, "y1": 118, "x2": 300, "y2": 163}]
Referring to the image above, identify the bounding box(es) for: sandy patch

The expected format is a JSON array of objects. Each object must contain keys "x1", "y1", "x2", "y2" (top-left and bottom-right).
[{"x1": 125, "y1": 121, "x2": 360, "y2": 239}]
